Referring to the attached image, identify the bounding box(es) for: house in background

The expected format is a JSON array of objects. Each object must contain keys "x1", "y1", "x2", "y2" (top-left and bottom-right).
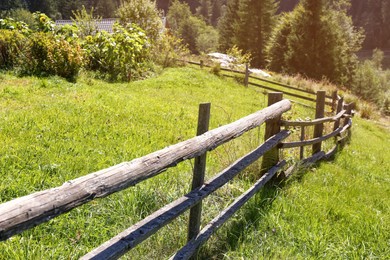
[{"x1": 55, "y1": 17, "x2": 167, "y2": 34}]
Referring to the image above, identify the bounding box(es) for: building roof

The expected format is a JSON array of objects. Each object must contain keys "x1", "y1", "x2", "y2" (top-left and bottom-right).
[{"x1": 55, "y1": 18, "x2": 117, "y2": 33}]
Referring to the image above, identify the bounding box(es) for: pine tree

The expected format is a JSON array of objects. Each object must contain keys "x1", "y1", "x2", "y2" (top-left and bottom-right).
[
  {"x1": 266, "y1": 0, "x2": 363, "y2": 84},
  {"x1": 218, "y1": 0, "x2": 239, "y2": 51},
  {"x1": 233, "y1": 0, "x2": 278, "y2": 67},
  {"x1": 196, "y1": 0, "x2": 212, "y2": 24}
]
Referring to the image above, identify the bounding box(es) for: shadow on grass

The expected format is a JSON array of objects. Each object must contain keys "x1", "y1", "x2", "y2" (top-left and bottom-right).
[{"x1": 195, "y1": 164, "x2": 319, "y2": 259}]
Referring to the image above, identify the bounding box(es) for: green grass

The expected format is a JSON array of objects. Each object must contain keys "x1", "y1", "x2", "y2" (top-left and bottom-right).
[
  {"x1": 215, "y1": 118, "x2": 390, "y2": 259},
  {"x1": 0, "y1": 67, "x2": 388, "y2": 259}
]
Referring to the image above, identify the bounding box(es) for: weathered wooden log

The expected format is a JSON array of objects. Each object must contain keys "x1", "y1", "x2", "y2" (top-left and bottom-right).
[
  {"x1": 81, "y1": 131, "x2": 290, "y2": 260},
  {"x1": 279, "y1": 126, "x2": 343, "y2": 149},
  {"x1": 170, "y1": 161, "x2": 286, "y2": 260},
  {"x1": 0, "y1": 100, "x2": 291, "y2": 241},
  {"x1": 281, "y1": 109, "x2": 346, "y2": 127},
  {"x1": 313, "y1": 91, "x2": 326, "y2": 154}
]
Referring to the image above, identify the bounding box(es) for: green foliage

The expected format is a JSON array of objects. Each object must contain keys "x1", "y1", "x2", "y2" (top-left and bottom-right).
[
  {"x1": 117, "y1": 0, "x2": 163, "y2": 43},
  {"x1": 83, "y1": 23, "x2": 149, "y2": 81},
  {"x1": 227, "y1": 45, "x2": 252, "y2": 65},
  {"x1": 0, "y1": 17, "x2": 30, "y2": 34},
  {"x1": 1, "y1": 8, "x2": 35, "y2": 26},
  {"x1": 266, "y1": 0, "x2": 363, "y2": 85},
  {"x1": 196, "y1": 25, "x2": 219, "y2": 54},
  {"x1": 352, "y1": 59, "x2": 389, "y2": 106},
  {"x1": 151, "y1": 32, "x2": 189, "y2": 68},
  {"x1": 167, "y1": 0, "x2": 218, "y2": 54},
  {"x1": 0, "y1": 29, "x2": 26, "y2": 69},
  {"x1": 32, "y1": 12, "x2": 55, "y2": 32},
  {"x1": 233, "y1": 0, "x2": 278, "y2": 67},
  {"x1": 18, "y1": 32, "x2": 83, "y2": 81},
  {"x1": 71, "y1": 5, "x2": 101, "y2": 38},
  {"x1": 218, "y1": 0, "x2": 240, "y2": 51}
]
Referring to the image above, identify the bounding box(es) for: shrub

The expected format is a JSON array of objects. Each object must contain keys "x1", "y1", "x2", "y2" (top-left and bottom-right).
[
  {"x1": 0, "y1": 29, "x2": 25, "y2": 69},
  {"x1": 19, "y1": 32, "x2": 83, "y2": 81},
  {"x1": 0, "y1": 18, "x2": 30, "y2": 34},
  {"x1": 352, "y1": 60, "x2": 387, "y2": 104},
  {"x1": 71, "y1": 6, "x2": 101, "y2": 38},
  {"x1": 32, "y1": 12, "x2": 55, "y2": 33},
  {"x1": 83, "y1": 23, "x2": 149, "y2": 81},
  {"x1": 117, "y1": 0, "x2": 163, "y2": 43},
  {"x1": 360, "y1": 103, "x2": 374, "y2": 119},
  {"x1": 151, "y1": 32, "x2": 189, "y2": 68}
]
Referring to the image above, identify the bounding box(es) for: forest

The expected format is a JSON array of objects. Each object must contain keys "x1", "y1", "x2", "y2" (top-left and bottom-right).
[{"x1": 1, "y1": 0, "x2": 389, "y2": 50}]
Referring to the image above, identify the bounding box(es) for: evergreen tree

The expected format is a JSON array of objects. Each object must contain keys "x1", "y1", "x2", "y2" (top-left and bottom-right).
[
  {"x1": 211, "y1": 0, "x2": 223, "y2": 26},
  {"x1": 196, "y1": 0, "x2": 212, "y2": 24},
  {"x1": 218, "y1": 0, "x2": 239, "y2": 51},
  {"x1": 233, "y1": 0, "x2": 278, "y2": 67},
  {"x1": 266, "y1": 0, "x2": 363, "y2": 84}
]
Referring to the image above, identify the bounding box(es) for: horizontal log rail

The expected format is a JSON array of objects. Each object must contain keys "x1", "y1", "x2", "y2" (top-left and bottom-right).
[
  {"x1": 0, "y1": 100, "x2": 292, "y2": 241},
  {"x1": 279, "y1": 119, "x2": 352, "y2": 149},
  {"x1": 81, "y1": 131, "x2": 290, "y2": 260},
  {"x1": 281, "y1": 109, "x2": 346, "y2": 126},
  {"x1": 186, "y1": 60, "x2": 333, "y2": 99}
]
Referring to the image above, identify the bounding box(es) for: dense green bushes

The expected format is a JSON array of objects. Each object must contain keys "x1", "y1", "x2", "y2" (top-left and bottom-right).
[
  {"x1": 83, "y1": 24, "x2": 149, "y2": 81},
  {"x1": 0, "y1": 5, "x2": 188, "y2": 82},
  {"x1": 0, "y1": 29, "x2": 25, "y2": 69},
  {"x1": 18, "y1": 32, "x2": 83, "y2": 81}
]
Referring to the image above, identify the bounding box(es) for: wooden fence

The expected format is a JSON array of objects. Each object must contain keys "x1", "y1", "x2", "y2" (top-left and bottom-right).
[
  {"x1": 0, "y1": 91, "x2": 353, "y2": 259},
  {"x1": 184, "y1": 60, "x2": 338, "y2": 111}
]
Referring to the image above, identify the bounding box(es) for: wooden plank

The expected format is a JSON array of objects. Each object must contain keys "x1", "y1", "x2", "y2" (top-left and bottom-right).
[
  {"x1": 81, "y1": 131, "x2": 290, "y2": 260},
  {"x1": 170, "y1": 161, "x2": 286, "y2": 260},
  {"x1": 312, "y1": 91, "x2": 326, "y2": 154},
  {"x1": 0, "y1": 100, "x2": 292, "y2": 241},
  {"x1": 261, "y1": 93, "x2": 283, "y2": 174},
  {"x1": 187, "y1": 103, "x2": 210, "y2": 245},
  {"x1": 281, "y1": 109, "x2": 346, "y2": 127}
]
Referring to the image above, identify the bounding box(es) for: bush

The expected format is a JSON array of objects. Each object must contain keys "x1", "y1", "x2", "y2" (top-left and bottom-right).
[
  {"x1": 151, "y1": 32, "x2": 189, "y2": 68},
  {"x1": 117, "y1": 0, "x2": 163, "y2": 43},
  {"x1": 352, "y1": 60, "x2": 387, "y2": 104},
  {"x1": 0, "y1": 18, "x2": 30, "y2": 34},
  {"x1": 0, "y1": 29, "x2": 25, "y2": 69},
  {"x1": 83, "y1": 23, "x2": 149, "y2": 81},
  {"x1": 18, "y1": 32, "x2": 83, "y2": 81}
]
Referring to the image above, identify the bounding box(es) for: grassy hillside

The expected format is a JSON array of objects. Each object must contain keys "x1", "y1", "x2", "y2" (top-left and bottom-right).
[{"x1": 0, "y1": 67, "x2": 389, "y2": 259}]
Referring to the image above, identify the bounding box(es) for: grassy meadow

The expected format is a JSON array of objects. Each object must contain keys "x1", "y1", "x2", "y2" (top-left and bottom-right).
[{"x1": 0, "y1": 67, "x2": 389, "y2": 259}]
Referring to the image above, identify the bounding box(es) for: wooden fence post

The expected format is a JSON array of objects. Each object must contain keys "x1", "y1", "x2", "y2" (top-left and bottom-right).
[
  {"x1": 332, "y1": 90, "x2": 338, "y2": 112},
  {"x1": 333, "y1": 97, "x2": 344, "y2": 131},
  {"x1": 200, "y1": 60, "x2": 204, "y2": 69},
  {"x1": 300, "y1": 126, "x2": 305, "y2": 160},
  {"x1": 312, "y1": 91, "x2": 326, "y2": 155},
  {"x1": 244, "y1": 63, "x2": 249, "y2": 87},
  {"x1": 344, "y1": 102, "x2": 353, "y2": 141},
  {"x1": 187, "y1": 103, "x2": 211, "y2": 250},
  {"x1": 261, "y1": 92, "x2": 283, "y2": 174}
]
